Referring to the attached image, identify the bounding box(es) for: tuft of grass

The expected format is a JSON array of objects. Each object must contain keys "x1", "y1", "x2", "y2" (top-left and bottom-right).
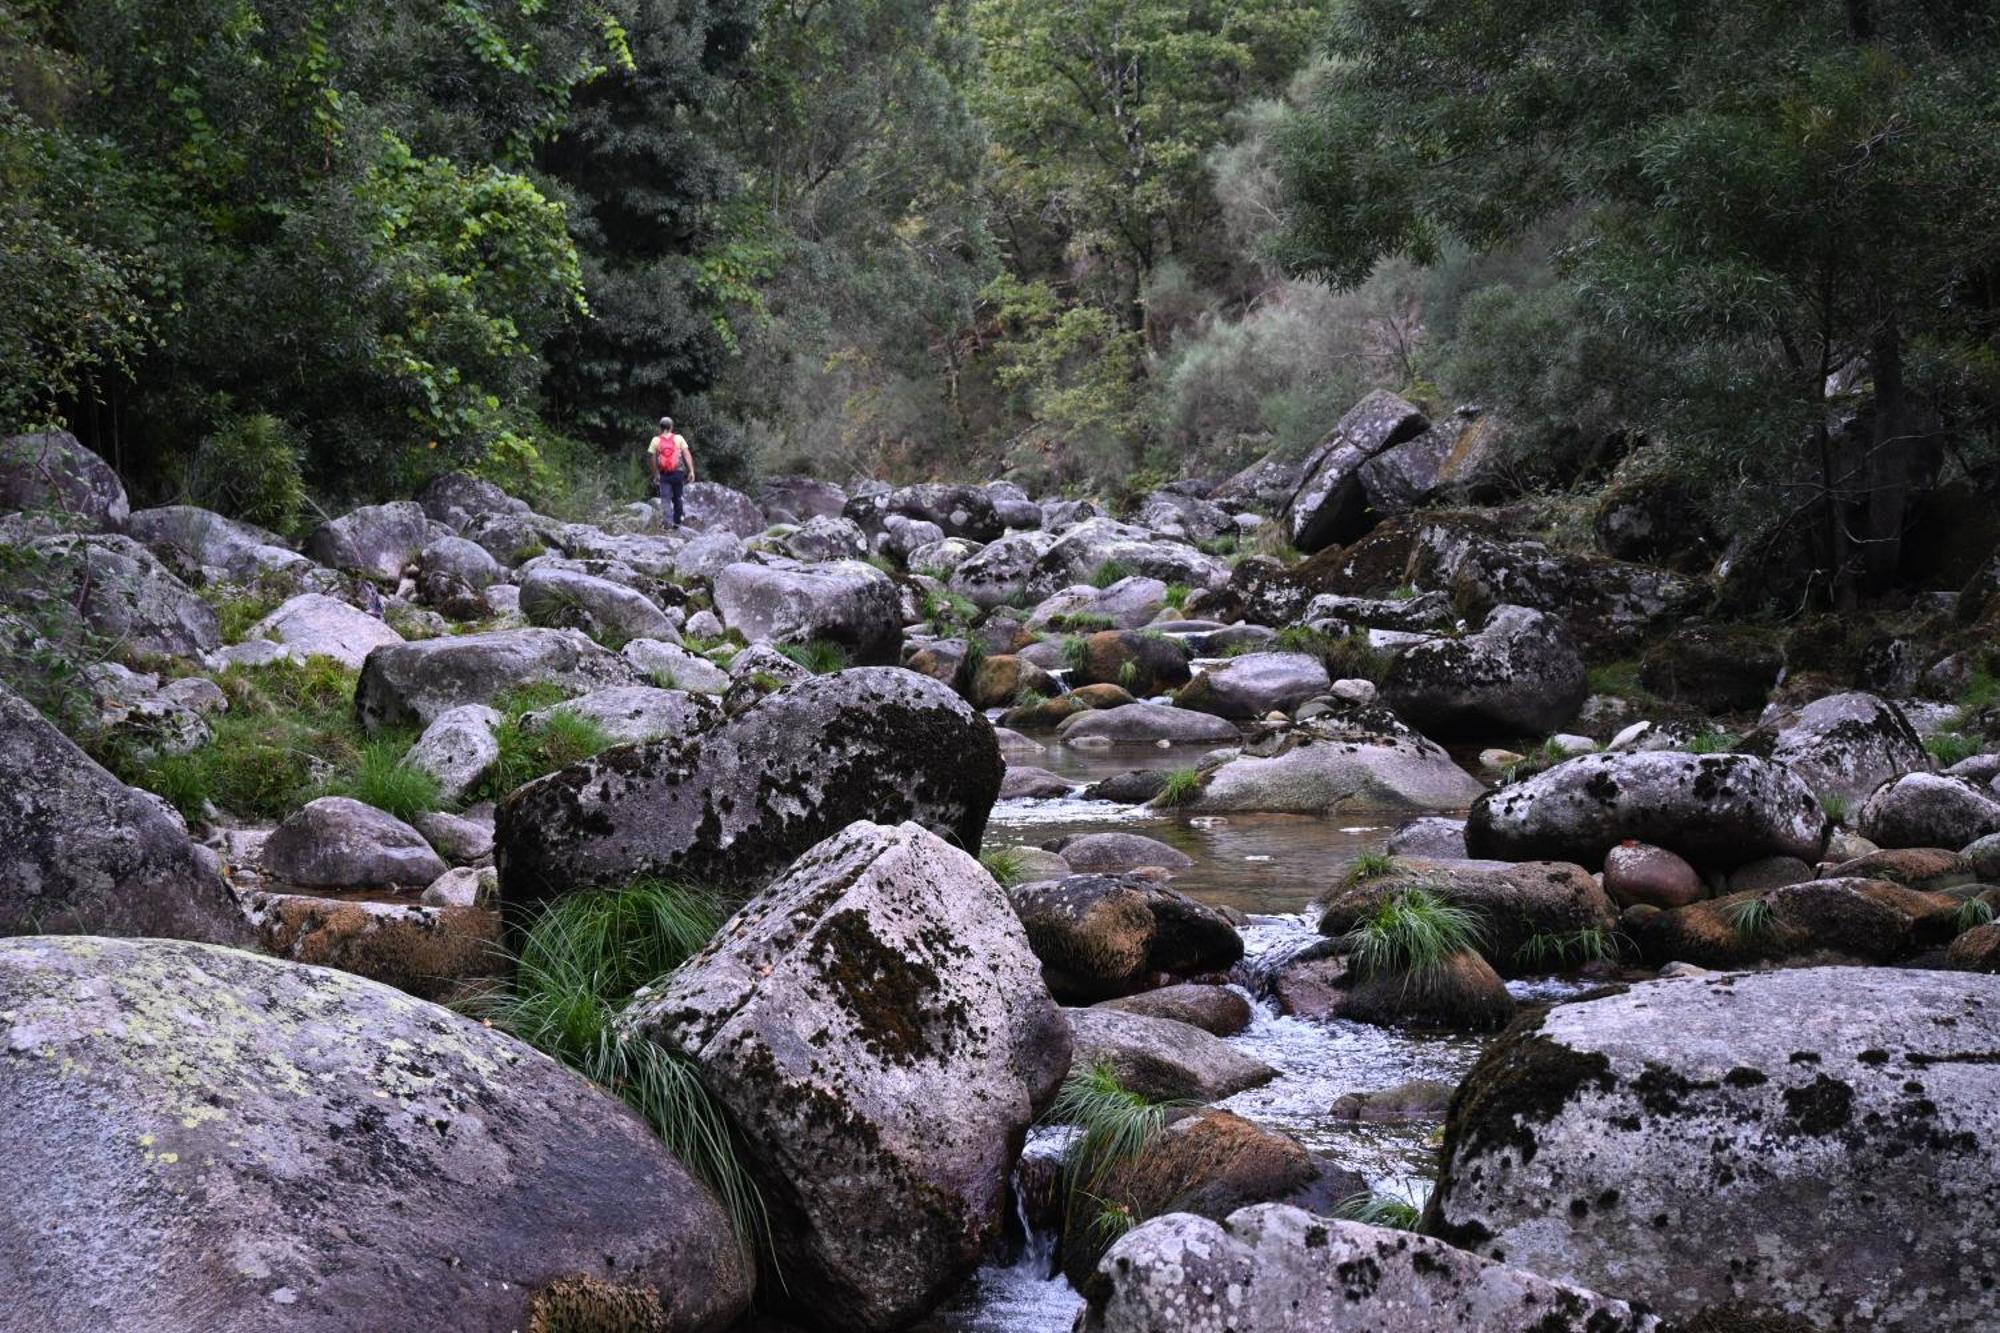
[
  {"x1": 1689, "y1": 729, "x2": 1738, "y2": 755},
  {"x1": 1819, "y1": 790, "x2": 1850, "y2": 824},
  {"x1": 206, "y1": 586, "x2": 288, "y2": 645},
  {"x1": 327, "y1": 739, "x2": 443, "y2": 821},
  {"x1": 1514, "y1": 927, "x2": 1625, "y2": 971},
  {"x1": 924, "y1": 588, "x2": 980, "y2": 634},
  {"x1": 511, "y1": 543, "x2": 548, "y2": 564},
  {"x1": 1062, "y1": 635, "x2": 1092, "y2": 677},
  {"x1": 1585, "y1": 660, "x2": 1654, "y2": 703},
  {"x1": 478, "y1": 709, "x2": 616, "y2": 802},
  {"x1": 1926, "y1": 732, "x2": 1978, "y2": 767},
  {"x1": 777, "y1": 639, "x2": 849, "y2": 674},
  {"x1": 1960, "y1": 667, "x2": 2000, "y2": 718},
  {"x1": 477, "y1": 883, "x2": 768, "y2": 1262},
  {"x1": 1331, "y1": 1191, "x2": 1421, "y2": 1230},
  {"x1": 1955, "y1": 896, "x2": 1996, "y2": 934},
  {"x1": 747, "y1": 670, "x2": 786, "y2": 693},
  {"x1": 1015, "y1": 686, "x2": 1050, "y2": 708},
  {"x1": 1163, "y1": 584, "x2": 1191, "y2": 611},
  {"x1": 1155, "y1": 768, "x2": 1202, "y2": 808},
  {"x1": 1048, "y1": 611, "x2": 1117, "y2": 633},
  {"x1": 1045, "y1": 1061, "x2": 1192, "y2": 1276},
  {"x1": 980, "y1": 846, "x2": 1031, "y2": 888},
  {"x1": 1345, "y1": 851, "x2": 1399, "y2": 884},
  {"x1": 1117, "y1": 659, "x2": 1142, "y2": 692},
  {"x1": 1340, "y1": 886, "x2": 1485, "y2": 982},
  {"x1": 1273, "y1": 625, "x2": 1388, "y2": 684},
  {"x1": 1727, "y1": 894, "x2": 1775, "y2": 942},
  {"x1": 1090, "y1": 559, "x2": 1134, "y2": 589}
]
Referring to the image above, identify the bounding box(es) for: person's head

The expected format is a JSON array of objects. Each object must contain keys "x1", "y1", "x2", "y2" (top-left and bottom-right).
[{"x1": 659, "y1": 416, "x2": 674, "y2": 432}]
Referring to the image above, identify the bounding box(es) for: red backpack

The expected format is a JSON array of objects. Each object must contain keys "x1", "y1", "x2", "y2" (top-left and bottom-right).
[{"x1": 654, "y1": 433, "x2": 686, "y2": 473}]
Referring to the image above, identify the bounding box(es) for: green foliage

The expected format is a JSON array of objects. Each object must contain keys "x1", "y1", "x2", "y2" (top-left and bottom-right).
[
  {"x1": 479, "y1": 882, "x2": 769, "y2": 1262},
  {"x1": 1116, "y1": 659, "x2": 1142, "y2": 692},
  {"x1": 1331, "y1": 1191, "x2": 1420, "y2": 1231},
  {"x1": 1045, "y1": 1061, "x2": 1192, "y2": 1277},
  {"x1": 478, "y1": 705, "x2": 615, "y2": 801},
  {"x1": 1926, "y1": 732, "x2": 1978, "y2": 768},
  {"x1": 326, "y1": 740, "x2": 443, "y2": 821},
  {"x1": 1344, "y1": 851, "x2": 1398, "y2": 884},
  {"x1": 1513, "y1": 927, "x2": 1624, "y2": 972},
  {"x1": 1061, "y1": 635, "x2": 1092, "y2": 677},
  {"x1": 1340, "y1": 887, "x2": 1484, "y2": 981},
  {"x1": 1272, "y1": 626, "x2": 1387, "y2": 684},
  {"x1": 1954, "y1": 896, "x2": 1995, "y2": 935},
  {"x1": 181, "y1": 414, "x2": 308, "y2": 533},
  {"x1": 1163, "y1": 584, "x2": 1191, "y2": 611},
  {"x1": 1820, "y1": 791, "x2": 1851, "y2": 824},
  {"x1": 1689, "y1": 730, "x2": 1738, "y2": 756},
  {"x1": 1727, "y1": 895, "x2": 1776, "y2": 943},
  {"x1": 924, "y1": 589, "x2": 980, "y2": 636},
  {"x1": 777, "y1": 640, "x2": 850, "y2": 675},
  {"x1": 1156, "y1": 768, "x2": 1202, "y2": 808},
  {"x1": 1047, "y1": 612, "x2": 1116, "y2": 633},
  {"x1": 979, "y1": 846, "x2": 1030, "y2": 888},
  {"x1": 1090, "y1": 560, "x2": 1133, "y2": 590},
  {"x1": 1586, "y1": 661, "x2": 1652, "y2": 703}
]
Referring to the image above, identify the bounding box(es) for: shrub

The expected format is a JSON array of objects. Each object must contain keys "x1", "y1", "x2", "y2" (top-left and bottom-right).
[
  {"x1": 328, "y1": 740, "x2": 443, "y2": 821},
  {"x1": 182, "y1": 413, "x2": 308, "y2": 534},
  {"x1": 1340, "y1": 886, "x2": 1484, "y2": 982}
]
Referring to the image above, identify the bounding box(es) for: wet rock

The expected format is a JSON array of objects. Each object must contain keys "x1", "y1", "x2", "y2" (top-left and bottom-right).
[
  {"x1": 1823, "y1": 846, "x2": 1973, "y2": 892},
  {"x1": 1044, "y1": 832, "x2": 1195, "y2": 873},
  {"x1": 1082, "y1": 1205, "x2": 1658, "y2": 1333},
  {"x1": 0, "y1": 935, "x2": 748, "y2": 1333},
  {"x1": 1856, "y1": 772, "x2": 2000, "y2": 849},
  {"x1": 1318, "y1": 858, "x2": 1615, "y2": 978},
  {"x1": 1058, "y1": 702, "x2": 1238, "y2": 746},
  {"x1": 1601, "y1": 841, "x2": 1704, "y2": 910},
  {"x1": 0, "y1": 681, "x2": 250, "y2": 944},
  {"x1": 1063, "y1": 629, "x2": 1193, "y2": 696},
  {"x1": 1330, "y1": 1077, "x2": 1456, "y2": 1122},
  {"x1": 403, "y1": 703, "x2": 502, "y2": 804},
  {"x1": 1425, "y1": 967, "x2": 2000, "y2": 1331},
  {"x1": 1382, "y1": 604, "x2": 1587, "y2": 739},
  {"x1": 1065, "y1": 1006, "x2": 1276, "y2": 1102},
  {"x1": 1189, "y1": 705, "x2": 1486, "y2": 814},
  {"x1": 1385, "y1": 816, "x2": 1470, "y2": 859},
  {"x1": 1094, "y1": 984, "x2": 1252, "y2": 1036},
  {"x1": 1082, "y1": 770, "x2": 1170, "y2": 804},
  {"x1": 1174, "y1": 652, "x2": 1329, "y2": 720},
  {"x1": 1628, "y1": 877, "x2": 1960, "y2": 968},
  {"x1": 621, "y1": 821, "x2": 1068, "y2": 1332},
  {"x1": 305, "y1": 500, "x2": 433, "y2": 581},
  {"x1": 712, "y1": 560, "x2": 901, "y2": 664},
  {"x1": 1739, "y1": 690, "x2": 1929, "y2": 809},
  {"x1": 1000, "y1": 765, "x2": 1072, "y2": 799},
  {"x1": 1, "y1": 429, "x2": 128, "y2": 531},
  {"x1": 1467, "y1": 751, "x2": 1827, "y2": 869},
  {"x1": 1009, "y1": 874, "x2": 1242, "y2": 1002},
  {"x1": 495, "y1": 668, "x2": 1000, "y2": 912},
  {"x1": 1272, "y1": 949, "x2": 1515, "y2": 1031},
  {"x1": 247, "y1": 592, "x2": 402, "y2": 670},
  {"x1": 1286, "y1": 391, "x2": 1430, "y2": 552},
  {"x1": 520, "y1": 564, "x2": 674, "y2": 644},
  {"x1": 967, "y1": 654, "x2": 1058, "y2": 710},
  {"x1": 520, "y1": 684, "x2": 720, "y2": 747},
  {"x1": 354, "y1": 627, "x2": 640, "y2": 732},
  {"x1": 261, "y1": 796, "x2": 449, "y2": 889}
]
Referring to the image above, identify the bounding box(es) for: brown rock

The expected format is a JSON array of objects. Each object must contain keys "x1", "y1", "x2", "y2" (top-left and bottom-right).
[
  {"x1": 1095, "y1": 983, "x2": 1253, "y2": 1036},
  {"x1": 1603, "y1": 840, "x2": 1705, "y2": 910}
]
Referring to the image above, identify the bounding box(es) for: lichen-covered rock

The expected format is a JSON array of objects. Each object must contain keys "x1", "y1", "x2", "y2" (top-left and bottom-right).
[
  {"x1": 1425, "y1": 968, "x2": 2000, "y2": 1331},
  {"x1": 1626, "y1": 878, "x2": 1960, "y2": 968},
  {"x1": 0, "y1": 430, "x2": 129, "y2": 531},
  {"x1": 966, "y1": 653, "x2": 1058, "y2": 710},
  {"x1": 783, "y1": 514, "x2": 869, "y2": 562},
  {"x1": 1175, "y1": 652, "x2": 1329, "y2": 720},
  {"x1": 0, "y1": 682, "x2": 250, "y2": 944},
  {"x1": 1467, "y1": 751, "x2": 1827, "y2": 869},
  {"x1": 1134, "y1": 491, "x2": 1232, "y2": 544},
  {"x1": 949, "y1": 530, "x2": 1061, "y2": 609},
  {"x1": 403, "y1": 704, "x2": 502, "y2": 804},
  {"x1": 1383, "y1": 605, "x2": 1587, "y2": 739},
  {"x1": 673, "y1": 528, "x2": 747, "y2": 581},
  {"x1": 1027, "y1": 518, "x2": 1230, "y2": 599},
  {"x1": 520, "y1": 684, "x2": 720, "y2": 747},
  {"x1": 681, "y1": 480, "x2": 767, "y2": 537},
  {"x1": 1008, "y1": 873, "x2": 1242, "y2": 1002},
  {"x1": 519, "y1": 565, "x2": 674, "y2": 644},
  {"x1": 129, "y1": 505, "x2": 314, "y2": 583},
  {"x1": 1856, "y1": 771, "x2": 2000, "y2": 849},
  {"x1": 1946, "y1": 921, "x2": 2000, "y2": 972},
  {"x1": 354, "y1": 628, "x2": 640, "y2": 732},
  {"x1": 1057, "y1": 702, "x2": 1238, "y2": 746},
  {"x1": 247, "y1": 593, "x2": 402, "y2": 670},
  {"x1": 261, "y1": 796, "x2": 449, "y2": 889},
  {"x1": 0, "y1": 935, "x2": 748, "y2": 1333},
  {"x1": 1082, "y1": 1205, "x2": 1659, "y2": 1333},
  {"x1": 1318, "y1": 858, "x2": 1613, "y2": 978},
  {"x1": 1385, "y1": 816, "x2": 1470, "y2": 859},
  {"x1": 414, "y1": 534, "x2": 505, "y2": 618},
  {"x1": 623, "y1": 637, "x2": 731, "y2": 693},
  {"x1": 495, "y1": 668, "x2": 1001, "y2": 912},
  {"x1": 759, "y1": 474, "x2": 849, "y2": 522},
  {"x1": 243, "y1": 892, "x2": 501, "y2": 1002},
  {"x1": 1044, "y1": 832, "x2": 1196, "y2": 873},
  {"x1": 16, "y1": 534, "x2": 221, "y2": 657},
  {"x1": 847, "y1": 482, "x2": 1006, "y2": 543},
  {"x1": 1188, "y1": 706, "x2": 1486, "y2": 814},
  {"x1": 719, "y1": 641, "x2": 812, "y2": 713},
  {"x1": 711, "y1": 560, "x2": 902, "y2": 663},
  {"x1": 416, "y1": 471, "x2": 522, "y2": 529},
  {"x1": 1739, "y1": 690, "x2": 1930, "y2": 809},
  {"x1": 1285, "y1": 390, "x2": 1430, "y2": 552},
  {"x1": 620, "y1": 821, "x2": 1069, "y2": 1332},
  {"x1": 305, "y1": 500, "x2": 433, "y2": 581},
  {"x1": 1064, "y1": 1006, "x2": 1276, "y2": 1102}
]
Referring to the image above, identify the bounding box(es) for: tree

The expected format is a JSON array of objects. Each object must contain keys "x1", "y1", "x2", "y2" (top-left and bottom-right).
[{"x1": 1278, "y1": 0, "x2": 2000, "y2": 606}]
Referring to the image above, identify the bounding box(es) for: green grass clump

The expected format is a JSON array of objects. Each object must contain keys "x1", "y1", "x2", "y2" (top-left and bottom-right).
[
  {"x1": 478, "y1": 882, "x2": 767, "y2": 1261},
  {"x1": 924, "y1": 588, "x2": 980, "y2": 634},
  {"x1": 1955, "y1": 896, "x2": 1996, "y2": 934},
  {"x1": 980, "y1": 846, "x2": 1031, "y2": 888},
  {"x1": 1514, "y1": 927, "x2": 1625, "y2": 971},
  {"x1": 1163, "y1": 584, "x2": 1191, "y2": 611},
  {"x1": 1273, "y1": 625, "x2": 1388, "y2": 684},
  {"x1": 1199, "y1": 534, "x2": 1239, "y2": 557},
  {"x1": 1156, "y1": 768, "x2": 1202, "y2": 808},
  {"x1": 1117, "y1": 659, "x2": 1142, "y2": 691},
  {"x1": 778, "y1": 639, "x2": 850, "y2": 674},
  {"x1": 1689, "y1": 729, "x2": 1739, "y2": 755},
  {"x1": 1090, "y1": 559, "x2": 1134, "y2": 589},
  {"x1": 1062, "y1": 635, "x2": 1093, "y2": 677},
  {"x1": 1048, "y1": 611, "x2": 1117, "y2": 633},
  {"x1": 1727, "y1": 894, "x2": 1775, "y2": 942},
  {"x1": 327, "y1": 739, "x2": 444, "y2": 820},
  {"x1": 478, "y1": 709, "x2": 615, "y2": 801},
  {"x1": 1046, "y1": 1061, "x2": 1191, "y2": 1276},
  {"x1": 1819, "y1": 790, "x2": 1850, "y2": 824},
  {"x1": 1331, "y1": 1191, "x2": 1421, "y2": 1230},
  {"x1": 206, "y1": 587, "x2": 288, "y2": 645},
  {"x1": 1585, "y1": 660, "x2": 1654, "y2": 702},
  {"x1": 1926, "y1": 732, "x2": 1978, "y2": 767},
  {"x1": 1345, "y1": 851, "x2": 1399, "y2": 884},
  {"x1": 1015, "y1": 686, "x2": 1050, "y2": 708},
  {"x1": 1960, "y1": 667, "x2": 2000, "y2": 718},
  {"x1": 1340, "y1": 886, "x2": 1484, "y2": 982}
]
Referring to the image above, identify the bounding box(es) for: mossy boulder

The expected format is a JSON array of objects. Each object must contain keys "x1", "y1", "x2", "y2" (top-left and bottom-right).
[
  {"x1": 1425, "y1": 968, "x2": 2000, "y2": 1330},
  {"x1": 1382, "y1": 604, "x2": 1588, "y2": 740},
  {"x1": 620, "y1": 821, "x2": 1069, "y2": 1332},
  {"x1": 495, "y1": 667, "x2": 1002, "y2": 916},
  {"x1": 967, "y1": 653, "x2": 1058, "y2": 709},
  {"x1": 242, "y1": 892, "x2": 501, "y2": 1003},
  {"x1": 0, "y1": 935, "x2": 749, "y2": 1333},
  {"x1": 1062, "y1": 629, "x2": 1193, "y2": 696},
  {"x1": 1637, "y1": 626, "x2": 1783, "y2": 712},
  {"x1": 1317, "y1": 857, "x2": 1615, "y2": 978},
  {"x1": 1627, "y1": 877, "x2": 1961, "y2": 968},
  {"x1": 1272, "y1": 948, "x2": 1515, "y2": 1031},
  {"x1": 1008, "y1": 873, "x2": 1242, "y2": 1002}
]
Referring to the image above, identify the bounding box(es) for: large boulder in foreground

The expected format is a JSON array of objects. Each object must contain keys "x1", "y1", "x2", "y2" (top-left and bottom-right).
[
  {"x1": 0, "y1": 936, "x2": 748, "y2": 1333},
  {"x1": 0, "y1": 682, "x2": 250, "y2": 945},
  {"x1": 496, "y1": 668, "x2": 1001, "y2": 911},
  {"x1": 1083, "y1": 1205, "x2": 1658, "y2": 1333},
  {"x1": 354, "y1": 627, "x2": 640, "y2": 732},
  {"x1": 1467, "y1": 751, "x2": 1826, "y2": 870},
  {"x1": 1, "y1": 430, "x2": 128, "y2": 531},
  {"x1": 711, "y1": 560, "x2": 902, "y2": 663},
  {"x1": 1189, "y1": 704, "x2": 1487, "y2": 814},
  {"x1": 1426, "y1": 968, "x2": 2000, "y2": 1331},
  {"x1": 1382, "y1": 604, "x2": 1587, "y2": 740},
  {"x1": 621, "y1": 821, "x2": 1069, "y2": 1332}
]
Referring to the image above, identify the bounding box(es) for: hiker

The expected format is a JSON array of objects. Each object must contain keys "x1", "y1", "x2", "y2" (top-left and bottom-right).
[{"x1": 649, "y1": 416, "x2": 695, "y2": 529}]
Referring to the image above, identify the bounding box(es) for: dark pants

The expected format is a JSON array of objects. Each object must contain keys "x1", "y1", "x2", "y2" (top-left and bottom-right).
[{"x1": 657, "y1": 470, "x2": 687, "y2": 527}]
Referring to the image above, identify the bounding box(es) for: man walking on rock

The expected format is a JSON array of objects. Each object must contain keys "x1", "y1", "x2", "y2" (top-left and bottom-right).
[{"x1": 649, "y1": 416, "x2": 695, "y2": 529}]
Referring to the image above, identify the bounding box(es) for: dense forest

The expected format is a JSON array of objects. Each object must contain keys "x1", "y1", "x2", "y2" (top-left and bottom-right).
[{"x1": 4, "y1": 0, "x2": 1998, "y2": 603}]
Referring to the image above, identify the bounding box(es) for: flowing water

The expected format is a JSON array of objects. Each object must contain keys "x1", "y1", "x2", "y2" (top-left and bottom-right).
[{"x1": 919, "y1": 730, "x2": 1534, "y2": 1332}]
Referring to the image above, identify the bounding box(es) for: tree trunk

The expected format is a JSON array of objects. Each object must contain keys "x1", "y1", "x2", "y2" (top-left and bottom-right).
[{"x1": 1860, "y1": 320, "x2": 1908, "y2": 595}]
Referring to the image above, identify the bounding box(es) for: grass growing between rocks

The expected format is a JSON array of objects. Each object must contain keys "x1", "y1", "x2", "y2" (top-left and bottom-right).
[
  {"x1": 325, "y1": 740, "x2": 443, "y2": 822},
  {"x1": 1046, "y1": 1061, "x2": 1191, "y2": 1274},
  {"x1": 480, "y1": 881, "x2": 771, "y2": 1264},
  {"x1": 1047, "y1": 612, "x2": 1116, "y2": 633},
  {"x1": 1344, "y1": 851, "x2": 1399, "y2": 884},
  {"x1": 1820, "y1": 791, "x2": 1850, "y2": 824},
  {"x1": 1926, "y1": 731, "x2": 1978, "y2": 767},
  {"x1": 778, "y1": 639, "x2": 849, "y2": 674},
  {"x1": 1340, "y1": 887, "x2": 1484, "y2": 984},
  {"x1": 1956, "y1": 896, "x2": 1996, "y2": 934},
  {"x1": 1163, "y1": 584, "x2": 1191, "y2": 611},
  {"x1": 1268, "y1": 626, "x2": 1388, "y2": 684},
  {"x1": 1332, "y1": 1191, "x2": 1421, "y2": 1230},
  {"x1": 979, "y1": 846, "x2": 1031, "y2": 888},
  {"x1": 478, "y1": 708, "x2": 616, "y2": 802},
  {"x1": 1090, "y1": 560, "x2": 1133, "y2": 589},
  {"x1": 1513, "y1": 927, "x2": 1624, "y2": 971},
  {"x1": 1689, "y1": 729, "x2": 1739, "y2": 755},
  {"x1": 1155, "y1": 768, "x2": 1202, "y2": 808},
  {"x1": 1727, "y1": 895, "x2": 1775, "y2": 942}
]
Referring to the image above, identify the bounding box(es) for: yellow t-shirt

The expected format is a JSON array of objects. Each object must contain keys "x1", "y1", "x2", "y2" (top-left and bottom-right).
[{"x1": 650, "y1": 433, "x2": 689, "y2": 473}]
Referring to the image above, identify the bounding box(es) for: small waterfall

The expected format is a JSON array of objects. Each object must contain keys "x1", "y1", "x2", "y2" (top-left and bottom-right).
[{"x1": 1008, "y1": 1158, "x2": 1060, "y2": 1279}]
